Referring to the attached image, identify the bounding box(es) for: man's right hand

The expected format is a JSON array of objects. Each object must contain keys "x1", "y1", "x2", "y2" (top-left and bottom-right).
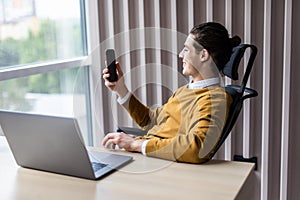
[{"x1": 102, "y1": 62, "x2": 129, "y2": 98}]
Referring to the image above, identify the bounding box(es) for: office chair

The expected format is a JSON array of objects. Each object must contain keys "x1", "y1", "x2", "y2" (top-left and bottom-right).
[
  {"x1": 118, "y1": 44, "x2": 258, "y2": 166},
  {"x1": 208, "y1": 44, "x2": 258, "y2": 166}
]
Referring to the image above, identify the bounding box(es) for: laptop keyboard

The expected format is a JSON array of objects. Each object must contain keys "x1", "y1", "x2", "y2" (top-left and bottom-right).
[{"x1": 91, "y1": 162, "x2": 107, "y2": 172}]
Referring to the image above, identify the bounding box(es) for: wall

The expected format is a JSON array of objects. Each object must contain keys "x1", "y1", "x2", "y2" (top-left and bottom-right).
[{"x1": 91, "y1": 0, "x2": 299, "y2": 199}]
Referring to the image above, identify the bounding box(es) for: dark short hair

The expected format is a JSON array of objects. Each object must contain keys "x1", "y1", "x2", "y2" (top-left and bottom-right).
[{"x1": 190, "y1": 22, "x2": 241, "y2": 71}]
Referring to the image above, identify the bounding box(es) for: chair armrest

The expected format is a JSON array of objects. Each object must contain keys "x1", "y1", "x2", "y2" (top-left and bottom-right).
[
  {"x1": 226, "y1": 85, "x2": 258, "y2": 100},
  {"x1": 117, "y1": 126, "x2": 147, "y2": 137},
  {"x1": 242, "y1": 87, "x2": 258, "y2": 100}
]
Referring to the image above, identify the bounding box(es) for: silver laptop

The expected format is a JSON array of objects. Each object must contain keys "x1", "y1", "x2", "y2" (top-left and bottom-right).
[{"x1": 0, "y1": 110, "x2": 132, "y2": 180}]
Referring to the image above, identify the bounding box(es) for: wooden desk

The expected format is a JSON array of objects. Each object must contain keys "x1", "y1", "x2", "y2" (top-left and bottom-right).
[{"x1": 0, "y1": 136, "x2": 254, "y2": 200}]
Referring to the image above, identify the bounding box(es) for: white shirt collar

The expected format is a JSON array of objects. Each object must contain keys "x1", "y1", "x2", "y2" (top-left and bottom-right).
[{"x1": 187, "y1": 77, "x2": 220, "y2": 89}]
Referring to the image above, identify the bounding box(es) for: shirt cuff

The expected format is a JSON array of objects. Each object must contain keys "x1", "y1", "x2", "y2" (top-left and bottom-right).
[
  {"x1": 117, "y1": 91, "x2": 131, "y2": 105},
  {"x1": 141, "y1": 140, "x2": 149, "y2": 156}
]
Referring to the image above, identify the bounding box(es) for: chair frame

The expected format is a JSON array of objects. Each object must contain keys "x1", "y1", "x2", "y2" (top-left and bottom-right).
[{"x1": 208, "y1": 44, "x2": 258, "y2": 163}]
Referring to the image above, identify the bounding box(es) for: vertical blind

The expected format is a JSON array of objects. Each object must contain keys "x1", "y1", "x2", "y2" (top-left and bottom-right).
[{"x1": 90, "y1": 0, "x2": 299, "y2": 199}]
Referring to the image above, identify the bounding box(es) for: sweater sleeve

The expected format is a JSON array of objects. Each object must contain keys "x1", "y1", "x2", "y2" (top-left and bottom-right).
[{"x1": 120, "y1": 94, "x2": 164, "y2": 130}]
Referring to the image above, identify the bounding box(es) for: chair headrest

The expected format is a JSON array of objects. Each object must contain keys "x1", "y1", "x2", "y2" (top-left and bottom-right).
[{"x1": 222, "y1": 44, "x2": 247, "y2": 80}]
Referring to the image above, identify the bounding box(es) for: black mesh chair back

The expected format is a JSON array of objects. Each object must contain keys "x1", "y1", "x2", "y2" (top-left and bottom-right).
[{"x1": 208, "y1": 44, "x2": 258, "y2": 159}]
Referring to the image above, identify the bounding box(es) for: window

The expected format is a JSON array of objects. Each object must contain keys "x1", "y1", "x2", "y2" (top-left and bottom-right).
[
  {"x1": 0, "y1": 0, "x2": 85, "y2": 67},
  {"x1": 0, "y1": 0, "x2": 92, "y2": 144}
]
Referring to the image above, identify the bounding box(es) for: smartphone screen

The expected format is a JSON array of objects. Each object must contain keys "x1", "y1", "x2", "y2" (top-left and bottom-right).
[{"x1": 105, "y1": 49, "x2": 118, "y2": 82}]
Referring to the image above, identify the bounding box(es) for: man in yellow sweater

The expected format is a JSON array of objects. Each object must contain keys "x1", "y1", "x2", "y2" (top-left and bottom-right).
[{"x1": 102, "y1": 22, "x2": 241, "y2": 163}]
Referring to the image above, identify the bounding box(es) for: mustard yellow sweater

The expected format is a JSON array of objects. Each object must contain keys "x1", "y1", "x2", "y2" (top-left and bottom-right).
[{"x1": 121, "y1": 85, "x2": 231, "y2": 163}]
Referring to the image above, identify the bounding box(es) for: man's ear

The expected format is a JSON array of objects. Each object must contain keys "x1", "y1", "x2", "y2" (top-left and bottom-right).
[{"x1": 200, "y1": 49, "x2": 210, "y2": 62}]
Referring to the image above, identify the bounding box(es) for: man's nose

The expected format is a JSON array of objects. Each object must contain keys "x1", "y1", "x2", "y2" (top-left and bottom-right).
[{"x1": 179, "y1": 49, "x2": 184, "y2": 58}]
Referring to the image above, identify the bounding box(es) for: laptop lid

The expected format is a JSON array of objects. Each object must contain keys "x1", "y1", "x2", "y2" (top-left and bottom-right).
[{"x1": 0, "y1": 110, "x2": 132, "y2": 180}]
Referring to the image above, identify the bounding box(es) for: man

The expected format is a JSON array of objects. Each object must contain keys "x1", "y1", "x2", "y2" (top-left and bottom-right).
[{"x1": 102, "y1": 22, "x2": 240, "y2": 163}]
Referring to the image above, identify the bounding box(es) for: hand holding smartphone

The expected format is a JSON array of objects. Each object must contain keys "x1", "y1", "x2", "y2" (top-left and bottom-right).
[{"x1": 105, "y1": 49, "x2": 118, "y2": 82}]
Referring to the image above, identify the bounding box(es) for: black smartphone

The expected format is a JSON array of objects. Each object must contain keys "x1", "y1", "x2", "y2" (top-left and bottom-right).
[{"x1": 105, "y1": 49, "x2": 118, "y2": 82}]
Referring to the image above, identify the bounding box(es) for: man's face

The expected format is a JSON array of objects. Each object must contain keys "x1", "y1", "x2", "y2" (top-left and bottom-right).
[{"x1": 179, "y1": 34, "x2": 203, "y2": 77}]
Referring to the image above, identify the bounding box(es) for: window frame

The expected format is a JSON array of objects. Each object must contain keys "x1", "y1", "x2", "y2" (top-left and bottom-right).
[{"x1": 0, "y1": 57, "x2": 87, "y2": 81}]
